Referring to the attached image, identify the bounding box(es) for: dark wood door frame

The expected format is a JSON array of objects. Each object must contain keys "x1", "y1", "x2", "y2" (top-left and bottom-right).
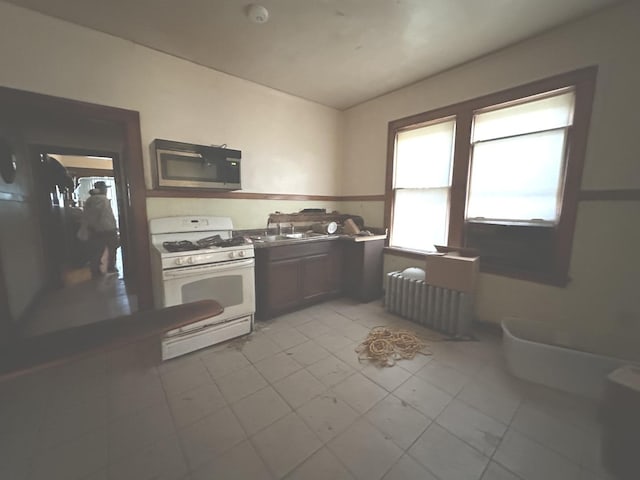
[
  {"x1": 31, "y1": 147, "x2": 130, "y2": 284},
  {"x1": 0, "y1": 86, "x2": 153, "y2": 310}
]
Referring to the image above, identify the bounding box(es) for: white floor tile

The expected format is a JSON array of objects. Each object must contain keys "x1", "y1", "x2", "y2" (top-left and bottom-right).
[
  {"x1": 337, "y1": 322, "x2": 373, "y2": 343},
  {"x1": 332, "y1": 373, "x2": 388, "y2": 413},
  {"x1": 328, "y1": 418, "x2": 403, "y2": 480},
  {"x1": 415, "y1": 359, "x2": 471, "y2": 395},
  {"x1": 314, "y1": 333, "x2": 356, "y2": 353},
  {"x1": 272, "y1": 368, "x2": 327, "y2": 409},
  {"x1": 231, "y1": 386, "x2": 291, "y2": 435},
  {"x1": 177, "y1": 407, "x2": 246, "y2": 470},
  {"x1": 457, "y1": 380, "x2": 522, "y2": 425},
  {"x1": 107, "y1": 434, "x2": 188, "y2": 480},
  {"x1": 166, "y1": 382, "x2": 226, "y2": 429},
  {"x1": 493, "y1": 429, "x2": 581, "y2": 480},
  {"x1": 240, "y1": 336, "x2": 283, "y2": 363},
  {"x1": 365, "y1": 395, "x2": 431, "y2": 450},
  {"x1": 215, "y1": 364, "x2": 268, "y2": 403},
  {"x1": 285, "y1": 340, "x2": 331, "y2": 366},
  {"x1": 382, "y1": 455, "x2": 439, "y2": 480},
  {"x1": 510, "y1": 403, "x2": 585, "y2": 463},
  {"x1": 267, "y1": 328, "x2": 310, "y2": 350},
  {"x1": 297, "y1": 391, "x2": 360, "y2": 442},
  {"x1": 286, "y1": 447, "x2": 355, "y2": 480},
  {"x1": 191, "y1": 440, "x2": 273, "y2": 480},
  {"x1": 481, "y1": 461, "x2": 523, "y2": 480},
  {"x1": 251, "y1": 412, "x2": 322, "y2": 478},
  {"x1": 201, "y1": 347, "x2": 251, "y2": 379},
  {"x1": 393, "y1": 375, "x2": 453, "y2": 419},
  {"x1": 408, "y1": 423, "x2": 489, "y2": 480},
  {"x1": 160, "y1": 361, "x2": 213, "y2": 395},
  {"x1": 436, "y1": 399, "x2": 507, "y2": 456},
  {"x1": 295, "y1": 321, "x2": 332, "y2": 339},
  {"x1": 307, "y1": 355, "x2": 356, "y2": 387},
  {"x1": 332, "y1": 343, "x2": 368, "y2": 370},
  {"x1": 395, "y1": 352, "x2": 434, "y2": 374},
  {"x1": 360, "y1": 363, "x2": 412, "y2": 392},
  {"x1": 108, "y1": 402, "x2": 175, "y2": 461},
  {"x1": 254, "y1": 352, "x2": 303, "y2": 383}
]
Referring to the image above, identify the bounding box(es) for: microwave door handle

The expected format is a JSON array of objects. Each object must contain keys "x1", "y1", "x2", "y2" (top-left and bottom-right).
[{"x1": 157, "y1": 149, "x2": 202, "y2": 159}]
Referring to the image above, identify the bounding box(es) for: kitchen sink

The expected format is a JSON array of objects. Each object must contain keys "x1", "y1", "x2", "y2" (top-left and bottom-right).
[{"x1": 253, "y1": 232, "x2": 331, "y2": 243}]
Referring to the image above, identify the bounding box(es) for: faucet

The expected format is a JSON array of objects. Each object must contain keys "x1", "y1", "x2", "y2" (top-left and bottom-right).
[
  {"x1": 290, "y1": 223, "x2": 295, "y2": 234},
  {"x1": 276, "y1": 223, "x2": 282, "y2": 235}
]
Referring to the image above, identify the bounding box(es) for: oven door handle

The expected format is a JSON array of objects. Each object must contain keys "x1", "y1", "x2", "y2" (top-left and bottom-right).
[{"x1": 163, "y1": 258, "x2": 254, "y2": 279}]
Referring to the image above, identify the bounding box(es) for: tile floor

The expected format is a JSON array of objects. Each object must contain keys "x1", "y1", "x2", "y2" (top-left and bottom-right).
[
  {"x1": 21, "y1": 275, "x2": 136, "y2": 337},
  {"x1": 0, "y1": 298, "x2": 614, "y2": 480}
]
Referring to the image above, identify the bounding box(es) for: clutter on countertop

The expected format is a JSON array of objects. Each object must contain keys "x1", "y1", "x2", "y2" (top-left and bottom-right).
[{"x1": 232, "y1": 210, "x2": 387, "y2": 246}]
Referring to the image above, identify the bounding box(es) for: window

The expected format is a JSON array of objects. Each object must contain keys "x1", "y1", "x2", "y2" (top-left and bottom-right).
[
  {"x1": 391, "y1": 120, "x2": 455, "y2": 251},
  {"x1": 467, "y1": 90, "x2": 575, "y2": 223},
  {"x1": 385, "y1": 67, "x2": 597, "y2": 285}
]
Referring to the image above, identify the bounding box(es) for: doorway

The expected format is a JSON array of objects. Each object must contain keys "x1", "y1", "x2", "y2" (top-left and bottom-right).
[
  {"x1": 20, "y1": 149, "x2": 137, "y2": 335},
  {"x1": 0, "y1": 86, "x2": 152, "y2": 342}
]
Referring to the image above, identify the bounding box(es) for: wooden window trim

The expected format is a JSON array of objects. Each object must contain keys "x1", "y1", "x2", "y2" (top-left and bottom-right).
[{"x1": 384, "y1": 66, "x2": 598, "y2": 286}]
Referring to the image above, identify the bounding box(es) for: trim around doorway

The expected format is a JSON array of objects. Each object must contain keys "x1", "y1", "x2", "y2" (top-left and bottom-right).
[{"x1": 0, "y1": 87, "x2": 152, "y2": 311}]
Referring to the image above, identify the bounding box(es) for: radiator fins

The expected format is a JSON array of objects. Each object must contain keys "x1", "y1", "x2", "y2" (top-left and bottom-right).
[{"x1": 384, "y1": 271, "x2": 473, "y2": 337}]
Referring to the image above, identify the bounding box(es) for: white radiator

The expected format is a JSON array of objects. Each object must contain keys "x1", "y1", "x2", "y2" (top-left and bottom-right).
[{"x1": 385, "y1": 269, "x2": 473, "y2": 337}]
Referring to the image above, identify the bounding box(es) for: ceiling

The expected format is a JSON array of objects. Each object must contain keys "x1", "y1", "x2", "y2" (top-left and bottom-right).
[{"x1": 5, "y1": 0, "x2": 619, "y2": 109}]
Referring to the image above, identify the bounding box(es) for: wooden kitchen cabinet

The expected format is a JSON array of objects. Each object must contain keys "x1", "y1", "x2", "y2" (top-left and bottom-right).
[
  {"x1": 255, "y1": 240, "x2": 343, "y2": 319},
  {"x1": 341, "y1": 237, "x2": 385, "y2": 302}
]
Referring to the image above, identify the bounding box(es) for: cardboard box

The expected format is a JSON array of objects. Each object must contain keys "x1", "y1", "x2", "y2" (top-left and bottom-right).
[{"x1": 424, "y1": 253, "x2": 479, "y2": 293}]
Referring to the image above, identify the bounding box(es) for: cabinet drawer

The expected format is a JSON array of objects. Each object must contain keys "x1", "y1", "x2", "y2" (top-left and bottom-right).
[{"x1": 268, "y1": 240, "x2": 333, "y2": 261}]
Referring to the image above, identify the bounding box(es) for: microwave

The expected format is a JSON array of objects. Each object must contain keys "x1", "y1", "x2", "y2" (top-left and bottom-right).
[{"x1": 151, "y1": 139, "x2": 241, "y2": 190}]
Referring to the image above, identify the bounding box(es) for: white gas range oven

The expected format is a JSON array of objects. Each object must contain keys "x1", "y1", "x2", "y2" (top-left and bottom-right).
[{"x1": 149, "y1": 216, "x2": 255, "y2": 360}]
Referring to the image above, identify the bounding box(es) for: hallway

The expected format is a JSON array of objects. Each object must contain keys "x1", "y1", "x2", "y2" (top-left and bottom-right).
[{"x1": 21, "y1": 275, "x2": 137, "y2": 337}]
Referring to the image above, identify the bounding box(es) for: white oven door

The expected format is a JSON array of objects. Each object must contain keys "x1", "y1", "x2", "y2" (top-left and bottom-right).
[{"x1": 162, "y1": 258, "x2": 255, "y2": 329}]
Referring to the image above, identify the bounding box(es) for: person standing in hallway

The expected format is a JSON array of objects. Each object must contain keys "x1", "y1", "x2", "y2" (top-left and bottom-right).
[{"x1": 81, "y1": 181, "x2": 118, "y2": 277}]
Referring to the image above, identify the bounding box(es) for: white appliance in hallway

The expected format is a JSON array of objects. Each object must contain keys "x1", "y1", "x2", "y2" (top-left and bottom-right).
[{"x1": 149, "y1": 216, "x2": 255, "y2": 360}]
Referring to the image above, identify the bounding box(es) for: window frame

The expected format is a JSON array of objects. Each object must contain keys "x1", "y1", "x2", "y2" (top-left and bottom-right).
[
  {"x1": 384, "y1": 66, "x2": 598, "y2": 286},
  {"x1": 390, "y1": 117, "x2": 456, "y2": 251}
]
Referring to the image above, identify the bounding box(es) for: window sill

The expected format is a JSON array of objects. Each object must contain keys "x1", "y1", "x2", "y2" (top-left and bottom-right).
[
  {"x1": 383, "y1": 246, "x2": 570, "y2": 287},
  {"x1": 466, "y1": 219, "x2": 556, "y2": 228},
  {"x1": 383, "y1": 246, "x2": 429, "y2": 261}
]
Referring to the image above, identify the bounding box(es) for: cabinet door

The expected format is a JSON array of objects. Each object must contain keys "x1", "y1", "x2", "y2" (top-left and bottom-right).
[
  {"x1": 268, "y1": 258, "x2": 302, "y2": 311},
  {"x1": 328, "y1": 241, "x2": 343, "y2": 294},
  {"x1": 301, "y1": 253, "x2": 330, "y2": 300}
]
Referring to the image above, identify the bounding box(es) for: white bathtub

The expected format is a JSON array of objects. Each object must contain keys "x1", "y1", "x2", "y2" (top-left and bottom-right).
[{"x1": 502, "y1": 317, "x2": 639, "y2": 399}]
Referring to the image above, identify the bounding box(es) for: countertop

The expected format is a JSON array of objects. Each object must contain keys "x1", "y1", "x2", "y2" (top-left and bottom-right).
[{"x1": 251, "y1": 233, "x2": 387, "y2": 248}]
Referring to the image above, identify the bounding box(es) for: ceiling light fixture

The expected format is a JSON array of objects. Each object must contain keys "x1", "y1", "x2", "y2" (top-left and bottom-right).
[{"x1": 247, "y1": 4, "x2": 269, "y2": 24}]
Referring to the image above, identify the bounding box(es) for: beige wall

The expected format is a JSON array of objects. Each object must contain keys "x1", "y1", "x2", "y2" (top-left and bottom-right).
[
  {"x1": 345, "y1": 2, "x2": 640, "y2": 335},
  {"x1": 0, "y1": 3, "x2": 343, "y2": 205},
  {"x1": 146, "y1": 198, "x2": 341, "y2": 230},
  {"x1": 145, "y1": 198, "x2": 385, "y2": 231},
  {"x1": 53, "y1": 155, "x2": 113, "y2": 170}
]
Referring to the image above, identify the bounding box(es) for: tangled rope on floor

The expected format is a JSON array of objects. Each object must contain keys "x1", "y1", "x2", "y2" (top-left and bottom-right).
[{"x1": 355, "y1": 326, "x2": 431, "y2": 367}]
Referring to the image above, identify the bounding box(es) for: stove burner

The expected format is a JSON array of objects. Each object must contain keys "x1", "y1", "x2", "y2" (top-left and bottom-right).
[
  {"x1": 196, "y1": 235, "x2": 223, "y2": 248},
  {"x1": 218, "y1": 236, "x2": 248, "y2": 247},
  {"x1": 162, "y1": 240, "x2": 198, "y2": 252},
  {"x1": 163, "y1": 236, "x2": 248, "y2": 253}
]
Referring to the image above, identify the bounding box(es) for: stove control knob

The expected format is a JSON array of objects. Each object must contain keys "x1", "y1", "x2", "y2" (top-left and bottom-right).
[
  {"x1": 187, "y1": 257, "x2": 195, "y2": 264},
  {"x1": 175, "y1": 258, "x2": 185, "y2": 265},
  {"x1": 238, "y1": 250, "x2": 245, "y2": 258},
  {"x1": 228, "y1": 251, "x2": 236, "y2": 259}
]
